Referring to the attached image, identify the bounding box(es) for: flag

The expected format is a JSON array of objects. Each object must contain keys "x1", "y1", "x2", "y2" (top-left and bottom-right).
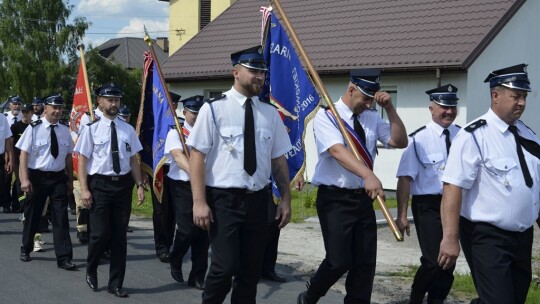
[
  {"x1": 69, "y1": 58, "x2": 93, "y2": 174},
  {"x1": 259, "y1": 9, "x2": 321, "y2": 199},
  {"x1": 136, "y1": 52, "x2": 175, "y2": 202}
]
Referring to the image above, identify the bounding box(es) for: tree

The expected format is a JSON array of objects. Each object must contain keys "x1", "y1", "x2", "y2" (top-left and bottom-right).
[{"x1": 0, "y1": 0, "x2": 89, "y2": 102}]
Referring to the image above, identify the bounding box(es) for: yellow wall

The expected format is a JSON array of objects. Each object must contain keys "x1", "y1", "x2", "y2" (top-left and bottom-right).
[{"x1": 168, "y1": 0, "x2": 237, "y2": 55}]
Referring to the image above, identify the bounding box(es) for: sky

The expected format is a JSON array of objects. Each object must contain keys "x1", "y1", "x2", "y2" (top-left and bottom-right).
[{"x1": 69, "y1": 0, "x2": 170, "y2": 48}]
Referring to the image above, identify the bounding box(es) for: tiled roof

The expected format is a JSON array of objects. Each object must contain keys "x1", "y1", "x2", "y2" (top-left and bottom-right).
[
  {"x1": 97, "y1": 37, "x2": 168, "y2": 69},
  {"x1": 162, "y1": 0, "x2": 524, "y2": 81}
]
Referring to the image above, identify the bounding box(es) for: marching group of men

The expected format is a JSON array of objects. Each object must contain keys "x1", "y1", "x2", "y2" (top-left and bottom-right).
[{"x1": 0, "y1": 43, "x2": 538, "y2": 304}]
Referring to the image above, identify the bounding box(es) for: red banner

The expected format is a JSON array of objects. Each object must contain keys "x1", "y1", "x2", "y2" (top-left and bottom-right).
[{"x1": 69, "y1": 60, "x2": 92, "y2": 173}]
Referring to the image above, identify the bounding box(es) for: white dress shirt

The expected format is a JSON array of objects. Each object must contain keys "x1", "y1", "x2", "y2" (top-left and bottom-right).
[
  {"x1": 0, "y1": 114, "x2": 12, "y2": 154},
  {"x1": 187, "y1": 86, "x2": 292, "y2": 191},
  {"x1": 165, "y1": 123, "x2": 191, "y2": 181},
  {"x1": 396, "y1": 121, "x2": 460, "y2": 195},
  {"x1": 442, "y1": 109, "x2": 540, "y2": 232},
  {"x1": 15, "y1": 118, "x2": 73, "y2": 172},
  {"x1": 5, "y1": 111, "x2": 22, "y2": 127},
  {"x1": 74, "y1": 116, "x2": 142, "y2": 176},
  {"x1": 311, "y1": 98, "x2": 391, "y2": 188}
]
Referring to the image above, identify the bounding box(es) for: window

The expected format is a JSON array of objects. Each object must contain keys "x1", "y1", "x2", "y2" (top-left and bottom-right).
[
  {"x1": 205, "y1": 89, "x2": 226, "y2": 99},
  {"x1": 371, "y1": 88, "x2": 397, "y2": 120},
  {"x1": 200, "y1": 0, "x2": 211, "y2": 30}
]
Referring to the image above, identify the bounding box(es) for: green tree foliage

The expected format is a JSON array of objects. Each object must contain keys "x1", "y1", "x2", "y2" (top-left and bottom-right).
[
  {"x1": 0, "y1": 0, "x2": 89, "y2": 102},
  {"x1": 82, "y1": 48, "x2": 143, "y2": 125}
]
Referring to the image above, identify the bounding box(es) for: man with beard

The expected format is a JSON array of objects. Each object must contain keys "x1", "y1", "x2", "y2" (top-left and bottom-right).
[
  {"x1": 297, "y1": 69, "x2": 407, "y2": 304},
  {"x1": 2, "y1": 96, "x2": 22, "y2": 212},
  {"x1": 439, "y1": 64, "x2": 540, "y2": 304},
  {"x1": 188, "y1": 45, "x2": 292, "y2": 304},
  {"x1": 75, "y1": 83, "x2": 145, "y2": 298},
  {"x1": 31, "y1": 97, "x2": 44, "y2": 121},
  {"x1": 395, "y1": 84, "x2": 460, "y2": 304},
  {"x1": 17, "y1": 95, "x2": 75, "y2": 269}
]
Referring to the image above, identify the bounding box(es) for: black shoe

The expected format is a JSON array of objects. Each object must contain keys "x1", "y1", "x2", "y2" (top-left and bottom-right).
[
  {"x1": 297, "y1": 291, "x2": 318, "y2": 304},
  {"x1": 58, "y1": 261, "x2": 77, "y2": 271},
  {"x1": 86, "y1": 273, "x2": 98, "y2": 291},
  {"x1": 108, "y1": 287, "x2": 128, "y2": 298},
  {"x1": 3, "y1": 207, "x2": 12, "y2": 213},
  {"x1": 78, "y1": 231, "x2": 89, "y2": 244},
  {"x1": 187, "y1": 279, "x2": 205, "y2": 290},
  {"x1": 158, "y1": 252, "x2": 170, "y2": 263},
  {"x1": 171, "y1": 269, "x2": 184, "y2": 283},
  {"x1": 262, "y1": 271, "x2": 286, "y2": 282},
  {"x1": 20, "y1": 252, "x2": 31, "y2": 262}
]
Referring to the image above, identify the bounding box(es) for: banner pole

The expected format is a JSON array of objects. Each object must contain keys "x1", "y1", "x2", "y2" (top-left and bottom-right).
[{"x1": 271, "y1": 0, "x2": 403, "y2": 241}]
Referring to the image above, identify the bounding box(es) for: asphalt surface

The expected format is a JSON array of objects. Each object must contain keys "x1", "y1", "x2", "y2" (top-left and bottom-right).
[{"x1": 0, "y1": 210, "x2": 347, "y2": 304}]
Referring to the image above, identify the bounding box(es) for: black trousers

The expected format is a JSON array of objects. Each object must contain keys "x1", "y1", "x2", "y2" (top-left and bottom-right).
[
  {"x1": 150, "y1": 170, "x2": 175, "y2": 256},
  {"x1": 21, "y1": 169, "x2": 73, "y2": 265},
  {"x1": 169, "y1": 180, "x2": 210, "y2": 284},
  {"x1": 10, "y1": 161, "x2": 23, "y2": 211},
  {"x1": 409, "y1": 194, "x2": 454, "y2": 303},
  {"x1": 460, "y1": 217, "x2": 533, "y2": 304},
  {"x1": 308, "y1": 185, "x2": 376, "y2": 304},
  {"x1": 262, "y1": 195, "x2": 280, "y2": 275},
  {"x1": 202, "y1": 186, "x2": 268, "y2": 304},
  {"x1": 86, "y1": 173, "x2": 134, "y2": 289}
]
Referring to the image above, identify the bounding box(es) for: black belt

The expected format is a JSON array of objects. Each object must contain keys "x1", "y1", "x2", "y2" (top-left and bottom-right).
[
  {"x1": 28, "y1": 168, "x2": 65, "y2": 178},
  {"x1": 91, "y1": 172, "x2": 132, "y2": 182},
  {"x1": 318, "y1": 185, "x2": 367, "y2": 195},
  {"x1": 412, "y1": 194, "x2": 442, "y2": 199},
  {"x1": 208, "y1": 184, "x2": 270, "y2": 195},
  {"x1": 178, "y1": 180, "x2": 190, "y2": 187}
]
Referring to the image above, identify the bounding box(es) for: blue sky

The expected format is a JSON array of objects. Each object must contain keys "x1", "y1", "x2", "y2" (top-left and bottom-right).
[{"x1": 69, "y1": 0, "x2": 170, "y2": 48}]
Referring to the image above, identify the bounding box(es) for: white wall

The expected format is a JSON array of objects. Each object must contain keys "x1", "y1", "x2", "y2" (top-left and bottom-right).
[
  {"x1": 468, "y1": 0, "x2": 540, "y2": 132},
  {"x1": 168, "y1": 71, "x2": 468, "y2": 190}
]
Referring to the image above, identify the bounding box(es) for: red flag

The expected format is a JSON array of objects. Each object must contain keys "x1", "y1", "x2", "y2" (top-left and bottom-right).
[{"x1": 69, "y1": 57, "x2": 93, "y2": 173}]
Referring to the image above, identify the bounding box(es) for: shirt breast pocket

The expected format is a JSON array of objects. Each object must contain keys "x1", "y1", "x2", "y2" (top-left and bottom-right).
[
  {"x1": 118, "y1": 134, "x2": 132, "y2": 158},
  {"x1": 58, "y1": 140, "x2": 70, "y2": 157},
  {"x1": 258, "y1": 129, "x2": 273, "y2": 156},
  {"x1": 485, "y1": 157, "x2": 517, "y2": 187},
  {"x1": 220, "y1": 126, "x2": 243, "y2": 169},
  {"x1": 33, "y1": 139, "x2": 48, "y2": 156},
  {"x1": 422, "y1": 152, "x2": 445, "y2": 179},
  {"x1": 93, "y1": 136, "x2": 110, "y2": 158}
]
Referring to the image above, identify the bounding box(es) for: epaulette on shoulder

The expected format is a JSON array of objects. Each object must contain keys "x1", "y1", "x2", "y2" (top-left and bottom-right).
[
  {"x1": 518, "y1": 120, "x2": 536, "y2": 135},
  {"x1": 59, "y1": 120, "x2": 69, "y2": 127},
  {"x1": 455, "y1": 124, "x2": 462, "y2": 129},
  {"x1": 87, "y1": 117, "x2": 100, "y2": 126},
  {"x1": 3, "y1": 113, "x2": 7, "y2": 117},
  {"x1": 464, "y1": 119, "x2": 487, "y2": 133},
  {"x1": 261, "y1": 99, "x2": 278, "y2": 109},
  {"x1": 30, "y1": 120, "x2": 42, "y2": 127},
  {"x1": 408, "y1": 125, "x2": 426, "y2": 137},
  {"x1": 319, "y1": 104, "x2": 329, "y2": 110},
  {"x1": 207, "y1": 94, "x2": 226, "y2": 103}
]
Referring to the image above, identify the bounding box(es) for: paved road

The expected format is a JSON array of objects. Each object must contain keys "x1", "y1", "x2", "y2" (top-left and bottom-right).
[{"x1": 0, "y1": 211, "x2": 346, "y2": 304}]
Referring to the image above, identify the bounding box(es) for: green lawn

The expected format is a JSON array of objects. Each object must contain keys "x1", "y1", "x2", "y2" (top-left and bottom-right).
[{"x1": 131, "y1": 184, "x2": 398, "y2": 223}]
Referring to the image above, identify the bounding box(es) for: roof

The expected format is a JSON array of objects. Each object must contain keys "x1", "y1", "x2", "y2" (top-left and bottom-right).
[
  {"x1": 97, "y1": 37, "x2": 168, "y2": 69},
  {"x1": 162, "y1": 0, "x2": 525, "y2": 81}
]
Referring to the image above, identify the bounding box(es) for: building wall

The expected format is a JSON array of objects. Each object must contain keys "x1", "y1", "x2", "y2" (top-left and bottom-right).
[
  {"x1": 169, "y1": 71, "x2": 468, "y2": 190},
  {"x1": 168, "y1": 0, "x2": 236, "y2": 55},
  {"x1": 467, "y1": 0, "x2": 540, "y2": 132}
]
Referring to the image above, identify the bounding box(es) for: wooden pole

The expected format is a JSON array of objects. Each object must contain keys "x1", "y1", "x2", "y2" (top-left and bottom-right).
[
  {"x1": 77, "y1": 44, "x2": 94, "y2": 121},
  {"x1": 271, "y1": 0, "x2": 403, "y2": 241}
]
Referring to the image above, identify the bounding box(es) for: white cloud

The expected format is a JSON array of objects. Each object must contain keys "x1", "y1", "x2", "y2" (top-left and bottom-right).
[{"x1": 117, "y1": 18, "x2": 169, "y2": 38}]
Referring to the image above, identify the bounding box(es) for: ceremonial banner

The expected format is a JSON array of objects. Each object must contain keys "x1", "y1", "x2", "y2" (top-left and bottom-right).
[
  {"x1": 69, "y1": 51, "x2": 93, "y2": 174},
  {"x1": 259, "y1": 8, "x2": 320, "y2": 199},
  {"x1": 136, "y1": 52, "x2": 175, "y2": 202}
]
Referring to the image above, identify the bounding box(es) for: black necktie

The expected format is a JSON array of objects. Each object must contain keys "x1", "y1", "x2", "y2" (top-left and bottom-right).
[
  {"x1": 244, "y1": 98, "x2": 256, "y2": 176},
  {"x1": 111, "y1": 121, "x2": 121, "y2": 174},
  {"x1": 13, "y1": 117, "x2": 17, "y2": 123},
  {"x1": 508, "y1": 125, "x2": 533, "y2": 188},
  {"x1": 50, "y1": 124, "x2": 58, "y2": 159},
  {"x1": 443, "y1": 129, "x2": 451, "y2": 155},
  {"x1": 352, "y1": 113, "x2": 366, "y2": 143}
]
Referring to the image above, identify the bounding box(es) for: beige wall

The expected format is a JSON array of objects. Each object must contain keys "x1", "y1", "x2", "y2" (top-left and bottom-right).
[{"x1": 168, "y1": 0, "x2": 237, "y2": 55}]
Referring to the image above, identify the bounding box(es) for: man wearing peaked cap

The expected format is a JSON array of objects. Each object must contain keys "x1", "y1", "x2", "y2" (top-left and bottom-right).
[
  {"x1": 166, "y1": 94, "x2": 209, "y2": 290},
  {"x1": 6, "y1": 95, "x2": 23, "y2": 127},
  {"x1": 298, "y1": 69, "x2": 407, "y2": 304},
  {"x1": 188, "y1": 46, "x2": 292, "y2": 303},
  {"x1": 74, "y1": 82, "x2": 145, "y2": 297},
  {"x1": 440, "y1": 64, "x2": 539, "y2": 304},
  {"x1": 32, "y1": 97, "x2": 44, "y2": 120},
  {"x1": 2, "y1": 95, "x2": 23, "y2": 213},
  {"x1": 16, "y1": 93, "x2": 76, "y2": 270},
  {"x1": 396, "y1": 84, "x2": 460, "y2": 304},
  {"x1": 118, "y1": 105, "x2": 131, "y2": 123}
]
